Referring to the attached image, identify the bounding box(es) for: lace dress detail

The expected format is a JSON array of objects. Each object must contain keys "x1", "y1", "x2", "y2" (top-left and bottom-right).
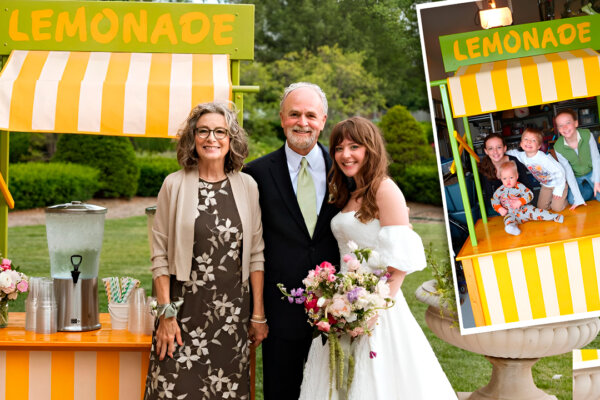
[{"x1": 299, "y1": 212, "x2": 457, "y2": 400}]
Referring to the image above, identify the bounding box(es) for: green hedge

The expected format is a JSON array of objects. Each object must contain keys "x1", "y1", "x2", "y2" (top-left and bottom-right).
[
  {"x1": 136, "y1": 156, "x2": 180, "y2": 197},
  {"x1": 397, "y1": 164, "x2": 442, "y2": 206},
  {"x1": 53, "y1": 135, "x2": 140, "y2": 198},
  {"x1": 9, "y1": 162, "x2": 100, "y2": 210}
]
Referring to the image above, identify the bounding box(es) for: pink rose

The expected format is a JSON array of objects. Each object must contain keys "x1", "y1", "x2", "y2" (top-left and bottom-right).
[
  {"x1": 327, "y1": 273, "x2": 336, "y2": 282},
  {"x1": 346, "y1": 259, "x2": 361, "y2": 272},
  {"x1": 16, "y1": 280, "x2": 28, "y2": 293},
  {"x1": 350, "y1": 327, "x2": 364, "y2": 337},
  {"x1": 316, "y1": 321, "x2": 331, "y2": 332},
  {"x1": 342, "y1": 254, "x2": 353, "y2": 263},
  {"x1": 319, "y1": 261, "x2": 335, "y2": 274},
  {"x1": 304, "y1": 296, "x2": 319, "y2": 313},
  {"x1": 1, "y1": 259, "x2": 10, "y2": 267}
]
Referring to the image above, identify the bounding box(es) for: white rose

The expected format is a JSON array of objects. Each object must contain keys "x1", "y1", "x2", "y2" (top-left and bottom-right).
[
  {"x1": 317, "y1": 297, "x2": 327, "y2": 307},
  {"x1": 376, "y1": 281, "x2": 391, "y2": 298},
  {"x1": 0, "y1": 272, "x2": 11, "y2": 289},
  {"x1": 367, "y1": 251, "x2": 381, "y2": 268}
]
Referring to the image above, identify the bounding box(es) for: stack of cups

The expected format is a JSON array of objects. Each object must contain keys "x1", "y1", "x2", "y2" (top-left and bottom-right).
[
  {"x1": 35, "y1": 278, "x2": 57, "y2": 334},
  {"x1": 25, "y1": 277, "x2": 42, "y2": 331},
  {"x1": 128, "y1": 288, "x2": 147, "y2": 334},
  {"x1": 145, "y1": 296, "x2": 156, "y2": 335}
]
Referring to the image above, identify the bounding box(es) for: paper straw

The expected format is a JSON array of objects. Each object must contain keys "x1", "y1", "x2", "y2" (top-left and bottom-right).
[{"x1": 102, "y1": 278, "x2": 113, "y2": 303}]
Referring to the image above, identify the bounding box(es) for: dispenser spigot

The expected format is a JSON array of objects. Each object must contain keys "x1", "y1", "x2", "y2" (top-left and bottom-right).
[{"x1": 70, "y1": 254, "x2": 82, "y2": 284}]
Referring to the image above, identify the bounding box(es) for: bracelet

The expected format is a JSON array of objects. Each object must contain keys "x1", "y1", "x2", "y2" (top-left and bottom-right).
[
  {"x1": 250, "y1": 318, "x2": 267, "y2": 324},
  {"x1": 157, "y1": 300, "x2": 183, "y2": 319}
]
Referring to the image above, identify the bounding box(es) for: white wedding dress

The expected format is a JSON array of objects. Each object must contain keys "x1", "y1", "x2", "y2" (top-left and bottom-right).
[{"x1": 299, "y1": 212, "x2": 457, "y2": 400}]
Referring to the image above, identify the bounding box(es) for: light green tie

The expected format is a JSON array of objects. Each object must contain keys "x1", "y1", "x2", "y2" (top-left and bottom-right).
[{"x1": 297, "y1": 157, "x2": 317, "y2": 237}]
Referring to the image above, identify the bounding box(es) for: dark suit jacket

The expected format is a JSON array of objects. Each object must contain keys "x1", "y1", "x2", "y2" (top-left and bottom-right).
[{"x1": 244, "y1": 143, "x2": 340, "y2": 339}]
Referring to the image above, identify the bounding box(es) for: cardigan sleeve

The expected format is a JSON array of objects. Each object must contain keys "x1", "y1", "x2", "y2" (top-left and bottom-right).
[
  {"x1": 247, "y1": 176, "x2": 265, "y2": 273},
  {"x1": 150, "y1": 176, "x2": 172, "y2": 279}
]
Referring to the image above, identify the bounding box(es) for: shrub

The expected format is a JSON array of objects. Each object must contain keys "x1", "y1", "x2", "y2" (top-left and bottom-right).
[
  {"x1": 53, "y1": 135, "x2": 140, "y2": 198},
  {"x1": 136, "y1": 156, "x2": 180, "y2": 197},
  {"x1": 380, "y1": 105, "x2": 435, "y2": 183},
  {"x1": 9, "y1": 132, "x2": 49, "y2": 163},
  {"x1": 131, "y1": 137, "x2": 176, "y2": 153},
  {"x1": 397, "y1": 164, "x2": 442, "y2": 206},
  {"x1": 9, "y1": 162, "x2": 100, "y2": 210}
]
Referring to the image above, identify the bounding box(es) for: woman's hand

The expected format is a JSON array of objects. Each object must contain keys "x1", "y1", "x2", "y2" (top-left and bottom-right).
[
  {"x1": 249, "y1": 321, "x2": 268, "y2": 348},
  {"x1": 155, "y1": 316, "x2": 183, "y2": 360}
]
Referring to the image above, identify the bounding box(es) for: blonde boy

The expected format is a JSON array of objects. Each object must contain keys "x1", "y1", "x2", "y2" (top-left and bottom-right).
[
  {"x1": 492, "y1": 161, "x2": 563, "y2": 236},
  {"x1": 506, "y1": 128, "x2": 568, "y2": 212},
  {"x1": 553, "y1": 109, "x2": 600, "y2": 210}
]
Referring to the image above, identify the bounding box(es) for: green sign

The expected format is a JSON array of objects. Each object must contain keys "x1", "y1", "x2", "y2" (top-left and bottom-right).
[
  {"x1": 440, "y1": 14, "x2": 600, "y2": 72},
  {"x1": 0, "y1": 0, "x2": 254, "y2": 59}
]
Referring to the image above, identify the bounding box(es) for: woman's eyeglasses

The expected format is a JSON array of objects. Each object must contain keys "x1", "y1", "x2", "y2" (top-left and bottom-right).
[{"x1": 195, "y1": 127, "x2": 229, "y2": 140}]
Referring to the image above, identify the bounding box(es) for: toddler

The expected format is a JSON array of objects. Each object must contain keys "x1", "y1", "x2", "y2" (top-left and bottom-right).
[
  {"x1": 507, "y1": 127, "x2": 568, "y2": 212},
  {"x1": 492, "y1": 161, "x2": 564, "y2": 236}
]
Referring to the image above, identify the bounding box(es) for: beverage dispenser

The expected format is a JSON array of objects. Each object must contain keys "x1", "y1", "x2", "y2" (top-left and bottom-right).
[{"x1": 45, "y1": 201, "x2": 107, "y2": 331}]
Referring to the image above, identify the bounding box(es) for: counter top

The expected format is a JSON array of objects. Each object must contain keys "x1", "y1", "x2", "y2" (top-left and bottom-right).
[{"x1": 0, "y1": 313, "x2": 152, "y2": 350}]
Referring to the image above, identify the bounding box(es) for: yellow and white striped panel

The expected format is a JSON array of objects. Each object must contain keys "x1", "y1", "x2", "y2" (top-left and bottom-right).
[
  {"x1": 574, "y1": 349, "x2": 600, "y2": 370},
  {"x1": 447, "y1": 48, "x2": 600, "y2": 118},
  {"x1": 0, "y1": 50, "x2": 232, "y2": 137},
  {"x1": 0, "y1": 349, "x2": 149, "y2": 400},
  {"x1": 471, "y1": 237, "x2": 600, "y2": 327}
]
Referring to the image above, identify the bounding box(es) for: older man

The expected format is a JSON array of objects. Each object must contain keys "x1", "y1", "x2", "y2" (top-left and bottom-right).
[{"x1": 245, "y1": 82, "x2": 340, "y2": 399}]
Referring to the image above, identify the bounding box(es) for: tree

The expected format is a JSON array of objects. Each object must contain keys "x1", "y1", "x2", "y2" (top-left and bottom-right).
[
  {"x1": 242, "y1": 46, "x2": 386, "y2": 139},
  {"x1": 235, "y1": 0, "x2": 429, "y2": 110}
]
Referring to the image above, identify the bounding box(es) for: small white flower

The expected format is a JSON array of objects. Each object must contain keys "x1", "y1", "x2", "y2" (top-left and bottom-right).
[{"x1": 317, "y1": 297, "x2": 327, "y2": 307}]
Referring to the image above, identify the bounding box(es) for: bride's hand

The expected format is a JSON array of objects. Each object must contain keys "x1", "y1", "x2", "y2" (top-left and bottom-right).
[{"x1": 367, "y1": 314, "x2": 379, "y2": 330}]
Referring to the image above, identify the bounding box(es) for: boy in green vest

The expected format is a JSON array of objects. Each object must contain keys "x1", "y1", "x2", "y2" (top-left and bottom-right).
[{"x1": 553, "y1": 109, "x2": 600, "y2": 210}]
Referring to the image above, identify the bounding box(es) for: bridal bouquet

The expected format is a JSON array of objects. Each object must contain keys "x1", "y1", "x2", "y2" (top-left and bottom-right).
[{"x1": 278, "y1": 242, "x2": 394, "y2": 397}]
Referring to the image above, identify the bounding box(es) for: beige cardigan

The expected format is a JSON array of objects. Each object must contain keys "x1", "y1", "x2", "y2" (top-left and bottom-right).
[{"x1": 151, "y1": 168, "x2": 265, "y2": 282}]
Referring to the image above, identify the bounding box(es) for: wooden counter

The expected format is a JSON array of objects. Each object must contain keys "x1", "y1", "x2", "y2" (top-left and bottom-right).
[
  {"x1": 457, "y1": 200, "x2": 600, "y2": 331},
  {"x1": 0, "y1": 313, "x2": 151, "y2": 400}
]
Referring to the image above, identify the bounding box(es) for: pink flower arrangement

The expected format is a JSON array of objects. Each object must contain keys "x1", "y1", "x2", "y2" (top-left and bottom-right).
[
  {"x1": 0, "y1": 257, "x2": 28, "y2": 302},
  {"x1": 278, "y1": 243, "x2": 394, "y2": 339}
]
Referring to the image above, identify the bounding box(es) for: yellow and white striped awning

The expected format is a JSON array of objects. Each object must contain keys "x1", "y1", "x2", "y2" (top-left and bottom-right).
[
  {"x1": 0, "y1": 50, "x2": 232, "y2": 138},
  {"x1": 574, "y1": 349, "x2": 600, "y2": 370},
  {"x1": 447, "y1": 48, "x2": 600, "y2": 118}
]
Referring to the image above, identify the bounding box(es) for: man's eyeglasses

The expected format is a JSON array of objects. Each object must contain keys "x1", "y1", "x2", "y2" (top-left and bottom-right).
[{"x1": 194, "y1": 127, "x2": 229, "y2": 140}]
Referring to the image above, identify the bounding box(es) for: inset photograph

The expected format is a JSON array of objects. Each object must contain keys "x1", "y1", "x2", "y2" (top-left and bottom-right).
[{"x1": 418, "y1": 0, "x2": 600, "y2": 335}]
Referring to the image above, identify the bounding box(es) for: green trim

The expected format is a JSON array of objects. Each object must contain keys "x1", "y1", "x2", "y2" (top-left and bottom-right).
[
  {"x1": 440, "y1": 84, "x2": 477, "y2": 246},
  {"x1": 0, "y1": 0, "x2": 255, "y2": 59},
  {"x1": 440, "y1": 14, "x2": 600, "y2": 72},
  {"x1": 463, "y1": 116, "x2": 487, "y2": 225},
  {"x1": 0, "y1": 131, "x2": 8, "y2": 257}
]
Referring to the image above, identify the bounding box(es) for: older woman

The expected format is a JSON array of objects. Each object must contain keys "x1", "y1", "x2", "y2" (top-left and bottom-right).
[
  {"x1": 478, "y1": 133, "x2": 535, "y2": 215},
  {"x1": 145, "y1": 102, "x2": 267, "y2": 400}
]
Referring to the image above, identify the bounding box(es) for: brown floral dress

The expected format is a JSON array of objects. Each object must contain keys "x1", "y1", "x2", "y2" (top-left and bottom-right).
[{"x1": 145, "y1": 178, "x2": 250, "y2": 400}]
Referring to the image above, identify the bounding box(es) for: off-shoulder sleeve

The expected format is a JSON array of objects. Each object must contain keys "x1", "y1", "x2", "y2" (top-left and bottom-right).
[{"x1": 378, "y1": 225, "x2": 427, "y2": 274}]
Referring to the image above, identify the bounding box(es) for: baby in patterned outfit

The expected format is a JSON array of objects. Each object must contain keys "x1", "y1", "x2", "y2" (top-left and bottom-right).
[{"x1": 492, "y1": 161, "x2": 564, "y2": 236}]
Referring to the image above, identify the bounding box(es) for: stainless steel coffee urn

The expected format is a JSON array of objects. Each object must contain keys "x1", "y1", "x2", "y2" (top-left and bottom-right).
[{"x1": 45, "y1": 201, "x2": 107, "y2": 331}]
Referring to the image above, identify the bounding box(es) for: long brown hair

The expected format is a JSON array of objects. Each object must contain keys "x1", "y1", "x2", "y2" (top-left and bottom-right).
[
  {"x1": 328, "y1": 116, "x2": 389, "y2": 223},
  {"x1": 478, "y1": 133, "x2": 506, "y2": 180}
]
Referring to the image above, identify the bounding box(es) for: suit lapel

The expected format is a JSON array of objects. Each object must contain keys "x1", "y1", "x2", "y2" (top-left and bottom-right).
[{"x1": 268, "y1": 146, "x2": 310, "y2": 236}]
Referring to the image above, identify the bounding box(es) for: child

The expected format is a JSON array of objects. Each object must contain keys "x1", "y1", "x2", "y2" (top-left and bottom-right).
[
  {"x1": 492, "y1": 161, "x2": 564, "y2": 236},
  {"x1": 553, "y1": 109, "x2": 600, "y2": 210},
  {"x1": 507, "y1": 127, "x2": 568, "y2": 212}
]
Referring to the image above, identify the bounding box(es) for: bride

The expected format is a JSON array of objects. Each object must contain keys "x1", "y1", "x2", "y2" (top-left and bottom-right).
[{"x1": 299, "y1": 117, "x2": 456, "y2": 399}]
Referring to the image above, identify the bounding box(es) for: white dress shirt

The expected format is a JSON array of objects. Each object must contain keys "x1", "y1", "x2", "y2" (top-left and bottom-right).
[{"x1": 285, "y1": 142, "x2": 326, "y2": 215}]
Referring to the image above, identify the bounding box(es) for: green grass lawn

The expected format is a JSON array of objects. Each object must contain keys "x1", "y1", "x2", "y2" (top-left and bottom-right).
[{"x1": 7, "y1": 219, "x2": 573, "y2": 399}]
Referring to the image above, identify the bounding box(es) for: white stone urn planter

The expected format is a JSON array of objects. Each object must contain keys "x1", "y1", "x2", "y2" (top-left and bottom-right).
[{"x1": 416, "y1": 280, "x2": 600, "y2": 400}]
